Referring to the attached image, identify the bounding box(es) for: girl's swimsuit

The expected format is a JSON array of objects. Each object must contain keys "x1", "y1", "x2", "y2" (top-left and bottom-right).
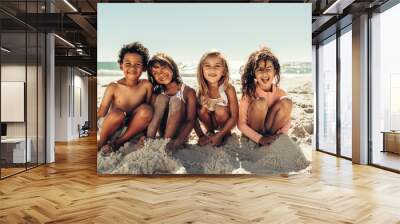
[
  {"x1": 199, "y1": 85, "x2": 228, "y2": 111},
  {"x1": 161, "y1": 83, "x2": 187, "y2": 104}
]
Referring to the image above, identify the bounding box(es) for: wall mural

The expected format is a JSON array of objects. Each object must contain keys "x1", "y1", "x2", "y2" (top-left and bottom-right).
[{"x1": 97, "y1": 3, "x2": 313, "y2": 175}]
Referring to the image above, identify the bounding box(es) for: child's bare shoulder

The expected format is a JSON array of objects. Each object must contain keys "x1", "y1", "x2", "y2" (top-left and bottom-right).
[
  {"x1": 276, "y1": 86, "x2": 288, "y2": 96},
  {"x1": 106, "y1": 82, "x2": 118, "y2": 91},
  {"x1": 225, "y1": 83, "x2": 236, "y2": 93},
  {"x1": 139, "y1": 79, "x2": 153, "y2": 88},
  {"x1": 184, "y1": 85, "x2": 196, "y2": 97}
]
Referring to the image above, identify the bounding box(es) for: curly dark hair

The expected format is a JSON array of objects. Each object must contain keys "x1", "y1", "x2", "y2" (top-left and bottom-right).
[
  {"x1": 241, "y1": 47, "x2": 281, "y2": 99},
  {"x1": 147, "y1": 53, "x2": 182, "y2": 94},
  {"x1": 118, "y1": 42, "x2": 149, "y2": 71}
]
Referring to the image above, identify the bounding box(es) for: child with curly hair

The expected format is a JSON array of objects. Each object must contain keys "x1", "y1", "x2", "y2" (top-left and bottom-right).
[
  {"x1": 97, "y1": 42, "x2": 153, "y2": 154},
  {"x1": 238, "y1": 47, "x2": 292, "y2": 146}
]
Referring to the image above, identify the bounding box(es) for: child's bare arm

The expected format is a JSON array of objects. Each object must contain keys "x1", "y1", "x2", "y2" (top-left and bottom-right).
[
  {"x1": 194, "y1": 118, "x2": 209, "y2": 146},
  {"x1": 194, "y1": 118, "x2": 205, "y2": 138},
  {"x1": 215, "y1": 85, "x2": 238, "y2": 138},
  {"x1": 150, "y1": 94, "x2": 158, "y2": 106},
  {"x1": 174, "y1": 88, "x2": 197, "y2": 145},
  {"x1": 237, "y1": 95, "x2": 263, "y2": 143},
  {"x1": 97, "y1": 83, "x2": 116, "y2": 118},
  {"x1": 193, "y1": 103, "x2": 205, "y2": 138},
  {"x1": 143, "y1": 80, "x2": 153, "y2": 104}
]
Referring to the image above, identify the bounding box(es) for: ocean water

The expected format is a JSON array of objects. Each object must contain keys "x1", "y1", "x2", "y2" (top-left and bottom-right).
[{"x1": 97, "y1": 61, "x2": 311, "y2": 107}]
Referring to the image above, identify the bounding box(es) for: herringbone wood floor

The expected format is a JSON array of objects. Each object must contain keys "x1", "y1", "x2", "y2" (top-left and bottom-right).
[{"x1": 1, "y1": 135, "x2": 400, "y2": 224}]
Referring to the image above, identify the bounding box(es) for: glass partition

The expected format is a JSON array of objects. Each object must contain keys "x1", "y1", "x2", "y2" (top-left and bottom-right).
[
  {"x1": 317, "y1": 35, "x2": 337, "y2": 155},
  {"x1": 0, "y1": 1, "x2": 46, "y2": 179},
  {"x1": 1, "y1": 31, "x2": 28, "y2": 178}
]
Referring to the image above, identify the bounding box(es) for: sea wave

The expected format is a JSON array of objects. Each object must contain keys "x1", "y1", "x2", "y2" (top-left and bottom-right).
[{"x1": 98, "y1": 69, "x2": 123, "y2": 76}]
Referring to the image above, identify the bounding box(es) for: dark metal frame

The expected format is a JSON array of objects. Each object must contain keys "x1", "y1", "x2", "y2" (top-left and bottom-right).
[{"x1": 336, "y1": 24, "x2": 341, "y2": 158}]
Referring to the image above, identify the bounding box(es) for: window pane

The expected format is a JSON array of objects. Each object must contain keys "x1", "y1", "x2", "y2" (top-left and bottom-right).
[
  {"x1": 318, "y1": 37, "x2": 337, "y2": 154},
  {"x1": 340, "y1": 29, "x2": 352, "y2": 158},
  {"x1": 371, "y1": 3, "x2": 400, "y2": 171}
]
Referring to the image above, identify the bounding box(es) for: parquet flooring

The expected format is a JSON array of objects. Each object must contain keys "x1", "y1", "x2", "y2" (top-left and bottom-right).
[{"x1": 1, "y1": 135, "x2": 400, "y2": 223}]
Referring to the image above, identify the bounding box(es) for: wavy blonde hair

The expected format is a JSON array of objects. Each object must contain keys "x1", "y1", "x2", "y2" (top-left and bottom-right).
[{"x1": 197, "y1": 50, "x2": 230, "y2": 100}]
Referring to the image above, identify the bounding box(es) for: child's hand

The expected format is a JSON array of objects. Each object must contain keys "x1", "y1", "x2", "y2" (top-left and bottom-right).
[
  {"x1": 198, "y1": 135, "x2": 210, "y2": 146},
  {"x1": 209, "y1": 134, "x2": 223, "y2": 147},
  {"x1": 258, "y1": 134, "x2": 279, "y2": 146}
]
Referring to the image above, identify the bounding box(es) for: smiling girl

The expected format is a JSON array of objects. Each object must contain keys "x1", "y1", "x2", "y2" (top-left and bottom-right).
[
  {"x1": 238, "y1": 47, "x2": 292, "y2": 146},
  {"x1": 194, "y1": 50, "x2": 238, "y2": 147},
  {"x1": 146, "y1": 53, "x2": 197, "y2": 151}
]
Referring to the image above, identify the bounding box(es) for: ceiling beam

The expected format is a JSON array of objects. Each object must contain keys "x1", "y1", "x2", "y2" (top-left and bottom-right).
[
  {"x1": 55, "y1": 55, "x2": 96, "y2": 71},
  {"x1": 67, "y1": 13, "x2": 97, "y2": 39}
]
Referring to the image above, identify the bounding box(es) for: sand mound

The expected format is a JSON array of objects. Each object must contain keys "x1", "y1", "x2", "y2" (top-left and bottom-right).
[
  {"x1": 98, "y1": 134, "x2": 310, "y2": 175},
  {"x1": 240, "y1": 135, "x2": 311, "y2": 174},
  {"x1": 102, "y1": 138, "x2": 185, "y2": 174}
]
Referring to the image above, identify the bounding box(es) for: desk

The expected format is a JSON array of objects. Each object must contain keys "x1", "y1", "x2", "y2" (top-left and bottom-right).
[
  {"x1": 381, "y1": 131, "x2": 400, "y2": 154},
  {"x1": 1, "y1": 138, "x2": 31, "y2": 163}
]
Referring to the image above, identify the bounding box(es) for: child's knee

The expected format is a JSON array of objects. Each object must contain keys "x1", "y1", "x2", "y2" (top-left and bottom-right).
[
  {"x1": 271, "y1": 99, "x2": 292, "y2": 121},
  {"x1": 198, "y1": 106, "x2": 209, "y2": 117},
  {"x1": 250, "y1": 98, "x2": 268, "y2": 113},
  {"x1": 169, "y1": 96, "x2": 183, "y2": 113},
  {"x1": 214, "y1": 106, "x2": 229, "y2": 120},
  {"x1": 278, "y1": 98, "x2": 293, "y2": 112},
  {"x1": 108, "y1": 109, "x2": 125, "y2": 123},
  {"x1": 136, "y1": 104, "x2": 153, "y2": 122},
  {"x1": 155, "y1": 94, "x2": 169, "y2": 107}
]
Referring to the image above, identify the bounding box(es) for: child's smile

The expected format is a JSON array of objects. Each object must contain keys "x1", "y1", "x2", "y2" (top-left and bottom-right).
[
  {"x1": 151, "y1": 63, "x2": 173, "y2": 85},
  {"x1": 203, "y1": 56, "x2": 224, "y2": 85},
  {"x1": 121, "y1": 53, "x2": 144, "y2": 81},
  {"x1": 255, "y1": 60, "x2": 275, "y2": 92}
]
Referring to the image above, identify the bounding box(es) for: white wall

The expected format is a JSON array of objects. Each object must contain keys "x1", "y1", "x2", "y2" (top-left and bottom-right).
[
  {"x1": 54, "y1": 67, "x2": 89, "y2": 141},
  {"x1": 55, "y1": 66, "x2": 68, "y2": 141}
]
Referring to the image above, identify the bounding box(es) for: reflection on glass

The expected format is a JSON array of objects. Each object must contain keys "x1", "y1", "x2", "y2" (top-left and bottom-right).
[
  {"x1": 318, "y1": 37, "x2": 337, "y2": 154},
  {"x1": 340, "y1": 29, "x2": 352, "y2": 158}
]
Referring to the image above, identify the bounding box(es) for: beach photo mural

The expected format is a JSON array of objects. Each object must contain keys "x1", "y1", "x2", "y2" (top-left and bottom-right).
[{"x1": 97, "y1": 3, "x2": 313, "y2": 175}]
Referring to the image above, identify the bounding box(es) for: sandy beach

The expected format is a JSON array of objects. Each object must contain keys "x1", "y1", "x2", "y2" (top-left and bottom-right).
[{"x1": 97, "y1": 74, "x2": 313, "y2": 175}]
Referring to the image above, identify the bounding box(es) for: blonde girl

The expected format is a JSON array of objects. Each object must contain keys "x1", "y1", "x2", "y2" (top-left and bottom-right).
[{"x1": 194, "y1": 50, "x2": 238, "y2": 146}]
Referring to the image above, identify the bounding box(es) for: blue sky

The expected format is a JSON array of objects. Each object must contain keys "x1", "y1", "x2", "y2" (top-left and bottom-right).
[{"x1": 98, "y1": 3, "x2": 311, "y2": 64}]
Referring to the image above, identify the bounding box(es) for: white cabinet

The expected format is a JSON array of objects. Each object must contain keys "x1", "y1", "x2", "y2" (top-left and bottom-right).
[{"x1": 1, "y1": 138, "x2": 32, "y2": 163}]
